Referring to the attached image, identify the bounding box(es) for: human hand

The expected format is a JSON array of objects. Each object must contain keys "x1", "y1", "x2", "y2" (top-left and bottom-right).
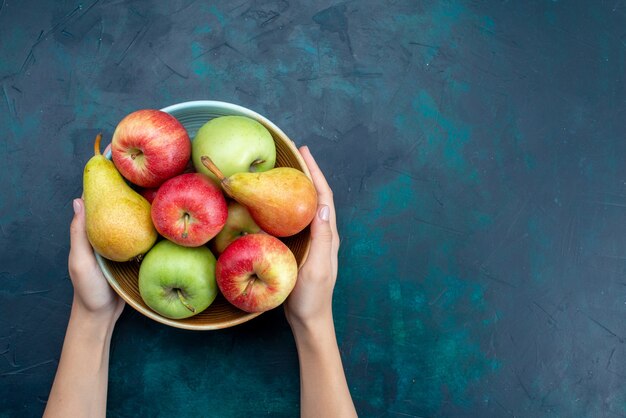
[
  {"x1": 43, "y1": 194, "x2": 124, "y2": 418},
  {"x1": 282, "y1": 148, "x2": 357, "y2": 417},
  {"x1": 284, "y1": 146, "x2": 340, "y2": 332},
  {"x1": 69, "y1": 198, "x2": 124, "y2": 324}
]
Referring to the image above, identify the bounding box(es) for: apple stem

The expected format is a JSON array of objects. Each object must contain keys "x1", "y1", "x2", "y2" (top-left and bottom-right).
[
  {"x1": 176, "y1": 289, "x2": 196, "y2": 313},
  {"x1": 182, "y1": 213, "x2": 190, "y2": 238},
  {"x1": 94, "y1": 133, "x2": 102, "y2": 156},
  {"x1": 249, "y1": 159, "x2": 265, "y2": 172},
  {"x1": 242, "y1": 275, "x2": 256, "y2": 297},
  {"x1": 200, "y1": 156, "x2": 226, "y2": 181}
]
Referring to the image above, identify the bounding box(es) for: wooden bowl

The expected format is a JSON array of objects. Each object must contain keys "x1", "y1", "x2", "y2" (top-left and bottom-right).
[{"x1": 95, "y1": 101, "x2": 312, "y2": 330}]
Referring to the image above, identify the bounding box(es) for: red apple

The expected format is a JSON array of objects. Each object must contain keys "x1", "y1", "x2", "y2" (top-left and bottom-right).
[
  {"x1": 151, "y1": 173, "x2": 227, "y2": 247},
  {"x1": 139, "y1": 187, "x2": 159, "y2": 204},
  {"x1": 112, "y1": 109, "x2": 191, "y2": 187},
  {"x1": 212, "y1": 201, "x2": 263, "y2": 254},
  {"x1": 216, "y1": 234, "x2": 298, "y2": 313}
]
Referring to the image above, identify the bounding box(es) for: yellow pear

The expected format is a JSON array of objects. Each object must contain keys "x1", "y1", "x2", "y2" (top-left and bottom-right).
[
  {"x1": 201, "y1": 155, "x2": 317, "y2": 237},
  {"x1": 84, "y1": 134, "x2": 157, "y2": 261}
]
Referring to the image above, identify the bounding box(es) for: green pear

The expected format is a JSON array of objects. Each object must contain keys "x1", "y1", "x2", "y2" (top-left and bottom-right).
[
  {"x1": 84, "y1": 134, "x2": 157, "y2": 261},
  {"x1": 201, "y1": 156, "x2": 318, "y2": 237}
]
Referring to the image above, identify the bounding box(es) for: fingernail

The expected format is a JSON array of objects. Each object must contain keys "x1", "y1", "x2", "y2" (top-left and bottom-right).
[
  {"x1": 319, "y1": 205, "x2": 330, "y2": 221},
  {"x1": 73, "y1": 199, "x2": 82, "y2": 214}
]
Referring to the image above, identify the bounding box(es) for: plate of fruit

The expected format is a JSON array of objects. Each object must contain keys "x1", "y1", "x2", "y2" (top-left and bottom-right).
[{"x1": 83, "y1": 101, "x2": 316, "y2": 330}]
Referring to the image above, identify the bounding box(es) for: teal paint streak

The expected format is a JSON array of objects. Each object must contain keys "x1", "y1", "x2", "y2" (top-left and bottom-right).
[
  {"x1": 471, "y1": 211, "x2": 494, "y2": 229},
  {"x1": 0, "y1": 26, "x2": 27, "y2": 75},
  {"x1": 303, "y1": 74, "x2": 360, "y2": 99},
  {"x1": 338, "y1": 173, "x2": 498, "y2": 414},
  {"x1": 190, "y1": 41, "x2": 217, "y2": 78},
  {"x1": 110, "y1": 323, "x2": 300, "y2": 416},
  {"x1": 191, "y1": 41, "x2": 204, "y2": 59},
  {"x1": 330, "y1": 4, "x2": 509, "y2": 412},
  {"x1": 193, "y1": 24, "x2": 212, "y2": 34},
  {"x1": 509, "y1": 122, "x2": 537, "y2": 170},
  {"x1": 527, "y1": 216, "x2": 556, "y2": 283},
  {"x1": 529, "y1": 367, "x2": 626, "y2": 416},
  {"x1": 544, "y1": 10, "x2": 557, "y2": 25},
  {"x1": 415, "y1": 269, "x2": 498, "y2": 411},
  {"x1": 407, "y1": 90, "x2": 478, "y2": 182},
  {"x1": 482, "y1": 16, "x2": 496, "y2": 32},
  {"x1": 450, "y1": 78, "x2": 470, "y2": 93},
  {"x1": 391, "y1": 2, "x2": 466, "y2": 64},
  {"x1": 388, "y1": 281, "x2": 407, "y2": 345},
  {"x1": 289, "y1": 28, "x2": 318, "y2": 56},
  {"x1": 209, "y1": 5, "x2": 227, "y2": 26},
  {"x1": 188, "y1": 38, "x2": 287, "y2": 104}
]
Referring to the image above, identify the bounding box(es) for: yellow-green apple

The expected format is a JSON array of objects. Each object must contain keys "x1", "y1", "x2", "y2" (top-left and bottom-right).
[
  {"x1": 112, "y1": 109, "x2": 191, "y2": 187},
  {"x1": 139, "y1": 240, "x2": 218, "y2": 319},
  {"x1": 216, "y1": 234, "x2": 297, "y2": 313},
  {"x1": 151, "y1": 173, "x2": 227, "y2": 247},
  {"x1": 212, "y1": 201, "x2": 263, "y2": 254},
  {"x1": 192, "y1": 116, "x2": 276, "y2": 182}
]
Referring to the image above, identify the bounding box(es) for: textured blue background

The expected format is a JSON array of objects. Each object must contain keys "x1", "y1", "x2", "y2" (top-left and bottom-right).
[{"x1": 1, "y1": 1, "x2": 626, "y2": 416}]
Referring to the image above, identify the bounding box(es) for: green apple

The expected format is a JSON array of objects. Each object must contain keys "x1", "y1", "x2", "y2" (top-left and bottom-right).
[
  {"x1": 212, "y1": 201, "x2": 263, "y2": 254},
  {"x1": 139, "y1": 240, "x2": 217, "y2": 319},
  {"x1": 192, "y1": 116, "x2": 276, "y2": 182}
]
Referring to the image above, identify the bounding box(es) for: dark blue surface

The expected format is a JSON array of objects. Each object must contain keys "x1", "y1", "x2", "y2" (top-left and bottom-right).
[{"x1": 1, "y1": 1, "x2": 626, "y2": 416}]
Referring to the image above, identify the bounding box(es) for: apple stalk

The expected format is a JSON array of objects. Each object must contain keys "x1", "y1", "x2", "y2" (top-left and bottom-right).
[
  {"x1": 176, "y1": 289, "x2": 196, "y2": 313},
  {"x1": 249, "y1": 158, "x2": 265, "y2": 171},
  {"x1": 242, "y1": 275, "x2": 257, "y2": 297},
  {"x1": 182, "y1": 213, "x2": 190, "y2": 238}
]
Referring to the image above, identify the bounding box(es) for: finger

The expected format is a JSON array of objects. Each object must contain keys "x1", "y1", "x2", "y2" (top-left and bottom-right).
[
  {"x1": 298, "y1": 146, "x2": 337, "y2": 226},
  {"x1": 299, "y1": 146, "x2": 339, "y2": 252},
  {"x1": 69, "y1": 198, "x2": 96, "y2": 262},
  {"x1": 299, "y1": 146, "x2": 333, "y2": 204},
  {"x1": 304, "y1": 204, "x2": 333, "y2": 275},
  {"x1": 103, "y1": 143, "x2": 112, "y2": 158}
]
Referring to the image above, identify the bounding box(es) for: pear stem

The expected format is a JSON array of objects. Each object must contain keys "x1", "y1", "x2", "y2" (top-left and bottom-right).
[
  {"x1": 94, "y1": 133, "x2": 102, "y2": 156},
  {"x1": 200, "y1": 156, "x2": 226, "y2": 181},
  {"x1": 242, "y1": 275, "x2": 257, "y2": 297},
  {"x1": 182, "y1": 213, "x2": 190, "y2": 238},
  {"x1": 176, "y1": 289, "x2": 196, "y2": 313}
]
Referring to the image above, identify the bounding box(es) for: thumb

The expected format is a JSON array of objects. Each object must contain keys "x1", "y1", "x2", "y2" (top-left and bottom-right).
[
  {"x1": 308, "y1": 205, "x2": 333, "y2": 255},
  {"x1": 70, "y1": 198, "x2": 94, "y2": 259}
]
